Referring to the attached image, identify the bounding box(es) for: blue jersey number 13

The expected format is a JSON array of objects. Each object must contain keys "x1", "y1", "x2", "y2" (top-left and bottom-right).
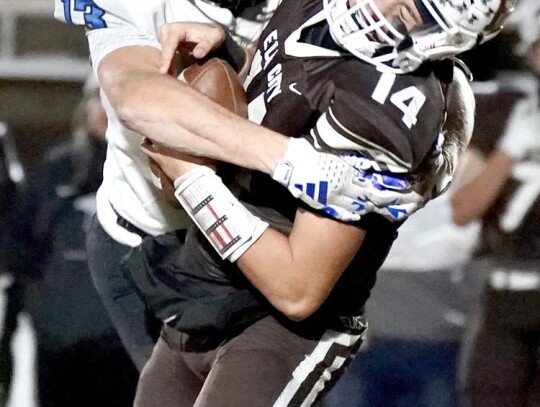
[{"x1": 61, "y1": 0, "x2": 107, "y2": 29}]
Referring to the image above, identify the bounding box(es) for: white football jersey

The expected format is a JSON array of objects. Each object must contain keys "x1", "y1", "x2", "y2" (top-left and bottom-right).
[{"x1": 54, "y1": 0, "x2": 268, "y2": 246}]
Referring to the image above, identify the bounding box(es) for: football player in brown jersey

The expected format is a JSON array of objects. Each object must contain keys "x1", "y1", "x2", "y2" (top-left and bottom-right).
[{"x1": 92, "y1": 0, "x2": 518, "y2": 405}]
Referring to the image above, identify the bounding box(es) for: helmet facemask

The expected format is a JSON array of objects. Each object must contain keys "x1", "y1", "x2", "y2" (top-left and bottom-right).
[{"x1": 324, "y1": 0, "x2": 519, "y2": 73}]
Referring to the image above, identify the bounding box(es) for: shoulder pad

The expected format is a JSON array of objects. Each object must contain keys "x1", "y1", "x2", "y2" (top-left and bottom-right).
[{"x1": 311, "y1": 60, "x2": 446, "y2": 172}]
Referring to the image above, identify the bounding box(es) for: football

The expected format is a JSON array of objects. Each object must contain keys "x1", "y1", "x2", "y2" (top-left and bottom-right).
[
  {"x1": 150, "y1": 57, "x2": 247, "y2": 207},
  {"x1": 178, "y1": 57, "x2": 248, "y2": 118}
]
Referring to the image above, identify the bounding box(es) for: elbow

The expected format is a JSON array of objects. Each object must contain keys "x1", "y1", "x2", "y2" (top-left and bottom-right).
[
  {"x1": 268, "y1": 266, "x2": 341, "y2": 322},
  {"x1": 115, "y1": 98, "x2": 141, "y2": 131},
  {"x1": 450, "y1": 205, "x2": 476, "y2": 226},
  {"x1": 450, "y1": 195, "x2": 477, "y2": 226},
  {"x1": 450, "y1": 205, "x2": 470, "y2": 226},
  {"x1": 280, "y1": 303, "x2": 315, "y2": 322},
  {"x1": 107, "y1": 80, "x2": 140, "y2": 130},
  {"x1": 277, "y1": 295, "x2": 324, "y2": 322},
  {"x1": 98, "y1": 66, "x2": 144, "y2": 131},
  {"x1": 452, "y1": 212, "x2": 472, "y2": 227}
]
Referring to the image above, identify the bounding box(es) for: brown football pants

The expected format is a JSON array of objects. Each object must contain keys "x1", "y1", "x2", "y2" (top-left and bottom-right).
[{"x1": 135, "y1": 314, "x2": 366, "y2": 407}]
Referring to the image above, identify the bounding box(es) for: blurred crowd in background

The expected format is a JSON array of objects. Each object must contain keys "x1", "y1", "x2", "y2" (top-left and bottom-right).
[{"x1": 0, "y1": 0, "x2": 539, "y2": 406}]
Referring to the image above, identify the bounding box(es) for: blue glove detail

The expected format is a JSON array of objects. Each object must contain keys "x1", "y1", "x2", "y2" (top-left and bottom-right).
[
  {"x1": 385, "y1": 205, "x2": 409, "y2": 220},
  {"x1": 293, "y1": 181, "x2": 329, "y2": 205}
]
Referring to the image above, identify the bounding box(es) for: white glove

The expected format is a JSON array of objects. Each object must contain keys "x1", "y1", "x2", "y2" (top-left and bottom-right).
[
  {"x1": 497, "y1": 97, "x2": 540, "y2": 160},
  {"x1": 271, "y1": 138, "x2": 425, "y2": 222}
]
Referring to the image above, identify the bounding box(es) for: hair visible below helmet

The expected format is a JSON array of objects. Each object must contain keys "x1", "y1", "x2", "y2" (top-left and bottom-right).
[{"x1": 324, "y1": 0, "x2": 519, "y2": 73}]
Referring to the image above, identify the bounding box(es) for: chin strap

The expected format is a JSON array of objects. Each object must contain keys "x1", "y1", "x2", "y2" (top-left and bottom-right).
[{"x1": 449, "y1": 56, "x2": 474, "y2": 82}]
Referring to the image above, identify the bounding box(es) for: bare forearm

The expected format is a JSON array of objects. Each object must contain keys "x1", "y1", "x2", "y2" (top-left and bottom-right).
[
  {"x1": 236, "y1": 210, "x2": 364, "y2": 320},
  {"x1": 120, "y1": 75, "x2": 282, "y2": 172},
  {"x1": 161, "y1": 162, "x2": 364, "y2": 321},
  {"x1": 451, "y1": 149, "x2": 514, "y2": 225},
  {"x1": 98, "y1": 46, "x2": 287, "y2": 173}
]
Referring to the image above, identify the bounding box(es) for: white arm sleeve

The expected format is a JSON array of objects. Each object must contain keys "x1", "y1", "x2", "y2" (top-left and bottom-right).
[
  {"x1": 87, "y1": 28, "x2": 160, "y2": 74},
  {"x1": 55, "y1": 0, "x2": 240, "y2": 73},
  {"x1": 54, "y1": 0, "x2": 165, "y2": 72}
]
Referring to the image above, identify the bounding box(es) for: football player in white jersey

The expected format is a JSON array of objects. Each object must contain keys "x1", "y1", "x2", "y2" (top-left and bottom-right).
[
  {"x1": 54, "y1": 0, "x2": 428, "y2": 373},
  {"x1": 86, "y1": 0, "x2": 516, "y2": 406},
  {"x1": 54, "y1": 0, "x2": 279, "y2": 371}
]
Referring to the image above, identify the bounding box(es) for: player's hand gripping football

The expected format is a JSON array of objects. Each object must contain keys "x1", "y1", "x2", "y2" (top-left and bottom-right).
[
  {"x1": 158, "y1": 22, "x2": 228, "y2": 72},
  {"x1": 159, "y1": 22, "x2": 253, "y2": 81}
]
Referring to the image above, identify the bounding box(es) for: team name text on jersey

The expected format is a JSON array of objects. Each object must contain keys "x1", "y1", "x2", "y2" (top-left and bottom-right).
[{"x1": 262, "y1": 30, "x2": 282, "y2": 103}]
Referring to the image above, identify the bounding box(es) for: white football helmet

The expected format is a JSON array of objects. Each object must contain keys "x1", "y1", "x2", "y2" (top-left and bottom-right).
[{"x1": 324, "y1": 0, "x2": 519, "y2": 73}]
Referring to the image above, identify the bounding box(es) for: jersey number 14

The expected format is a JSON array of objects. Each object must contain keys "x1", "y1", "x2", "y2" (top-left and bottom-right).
[{"x1": 371, "y1": 72, "x2": 426, "y2": 129}]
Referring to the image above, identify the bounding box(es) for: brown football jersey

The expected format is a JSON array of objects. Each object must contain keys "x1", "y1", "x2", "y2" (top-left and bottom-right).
[{"x1": 241, "y1": 0, "x2": 456, "y2": 317}]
